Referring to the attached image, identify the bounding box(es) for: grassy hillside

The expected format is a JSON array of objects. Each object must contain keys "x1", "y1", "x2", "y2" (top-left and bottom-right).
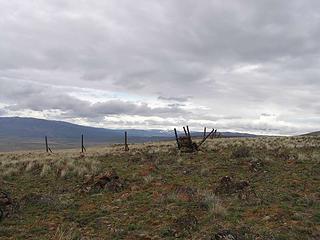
[
  {"x1": 0, "y1": 136, "x2": 319, "y2": 239},
  {"x1": 302, "y1": 131, "x2": 320, "y2": 137}
]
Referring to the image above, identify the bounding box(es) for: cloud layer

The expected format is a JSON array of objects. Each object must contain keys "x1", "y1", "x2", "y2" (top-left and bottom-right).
[{"x1": 0, "y1": 0, "x2": 320, "y2": 134}]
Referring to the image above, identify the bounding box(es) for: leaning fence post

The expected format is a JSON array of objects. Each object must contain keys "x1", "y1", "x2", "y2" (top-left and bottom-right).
[
  {"x1": 124, "y1": 131, "x2": 129, "y2": 151},
  {"x1": 212, "y1": 129, "x2": 217, "y2": 139},
  {"x1": 210, "y1": 129, "x2": 216, "y2": 139},
  {"x1": 186, "y1": 125, "x2": 191, "y2": 138},
  {"x1": 186, "y1": 125, "x2": 192, "y2": 145},
  {"x1": 174, "y1": 128, "x2": 180, "y2": 149},
  {"x1": 183, "y1": 127, "x2": 188, "y2": 137},
  {"x1": 198, "y1": 128, "x2": 215, "y2": 148}
]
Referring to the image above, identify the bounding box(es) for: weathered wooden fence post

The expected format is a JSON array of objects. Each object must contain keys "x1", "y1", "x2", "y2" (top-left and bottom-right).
[
  {"x1": 174, "y1": 128, "x2": 180, "y2": 149},
  {"x1": 210, "y1": 129, "x2": 216, "y2": 139},
  {"x1": 183, "y1": 127, "x2": 188, "y2": 137},
  {"x1": 81, "y1": 134, "x2": 86, "y2": 153},
  {"x1": 45, "y1": 136, "x2": 48, "y2": 153},
  {"x1": 198, "y1": 128, "x2": 215, "y2": 148},
  {"x1": 124, "y1": 131, "x2": 129, "y2": 151},
  {"x1": 186, "y1": 125, "x2": 192, "y2": 145},
  {"x1": 203, "y1": 127, "x2": 206, "y2": 140},
  {"x1": 45, "y1": 136, "x2": 52, "y2": 153}
]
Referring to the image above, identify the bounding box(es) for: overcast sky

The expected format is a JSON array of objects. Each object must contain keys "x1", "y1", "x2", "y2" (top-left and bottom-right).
[{"x1": 0, "y1": 0, "x2": 320, "y2": 135}]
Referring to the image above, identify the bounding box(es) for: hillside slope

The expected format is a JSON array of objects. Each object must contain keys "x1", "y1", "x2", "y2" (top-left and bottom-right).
[
  {"x1": 301, "y1": 131, "x2": 320, "y2": 136},
  {"x1": 0, "y1": 136, "x2": 319, "y2": 239}
]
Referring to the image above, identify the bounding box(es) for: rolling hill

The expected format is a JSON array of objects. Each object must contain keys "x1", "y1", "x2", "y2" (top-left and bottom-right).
[
  {"x1": 301, "y1": 131, "x2": 320, "y2": 136},
  {"x1": 0, "y1": 117, "x2": 256, "y2": 151},
  {"x1": 0, "y1": 117, "x2": 173, "y2": 151}
]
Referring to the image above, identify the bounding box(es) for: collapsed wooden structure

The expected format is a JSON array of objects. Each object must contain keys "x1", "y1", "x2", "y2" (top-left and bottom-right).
[{"x1": 174, "y1": 126, "x2": 218, "y2": 152}]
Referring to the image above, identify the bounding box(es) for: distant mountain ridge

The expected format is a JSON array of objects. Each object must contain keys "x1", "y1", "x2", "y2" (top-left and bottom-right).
[
  {"x1": 301, "y1": 131, "x2": 320, "y2": 136},
  {"x1": 0, "y1": 117, "x2": 256, "y2": 151},
  {"x1": 0, "y1": 117, "x2": 171, "y2": 140},
  {"x1": 0, "y1": 117, "x2": 174, "y2": 151}
]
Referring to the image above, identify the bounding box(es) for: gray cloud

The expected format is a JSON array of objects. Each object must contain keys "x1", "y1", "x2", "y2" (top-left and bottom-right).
[
  {"x1": 0, "y1": 79, "x2": 188, "y2": 119},
  {"x1": 0, "y1": 1, "x2": 320, "y2": 134},
  {"x1": 0, "y1": 109, "x2": 7, "y2": 116},
  {"x1": 158, "y1": 96, "x2": 191, "y2": 102}
]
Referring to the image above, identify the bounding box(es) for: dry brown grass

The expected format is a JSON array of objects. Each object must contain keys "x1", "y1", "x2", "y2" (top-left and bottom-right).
[{"x1": 0, "y1": 136, "x2": 319, "y2": 239}]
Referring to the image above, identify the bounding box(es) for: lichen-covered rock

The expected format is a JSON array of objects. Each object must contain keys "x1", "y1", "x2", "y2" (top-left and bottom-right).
[
  {"x1": 214, "y1": 176, "x2": 250, "y2": 195},
  {"x1": 81, "y1": 170, "x2": 125, "y2": 193},
  {"x1": 0, "y1": 191, "x2": 14, "y2": 221},
  {"x1": 20, "y1": 192, "x2": 56, "y2": 207},
  {"x1": 171, "y1": 214, "x2": 198, "y2": 237},
  {"x1": 0, "y1": 191, "x2": 12, "y2": 206},
  {"x1": 213, "y1": 230, "x2": 241, "y2": 240}
]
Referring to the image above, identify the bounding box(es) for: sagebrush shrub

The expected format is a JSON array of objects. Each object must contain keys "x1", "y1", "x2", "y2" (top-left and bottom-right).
[{"x1": 231, "y1": 146, "x2": 251, "y2": 158}]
